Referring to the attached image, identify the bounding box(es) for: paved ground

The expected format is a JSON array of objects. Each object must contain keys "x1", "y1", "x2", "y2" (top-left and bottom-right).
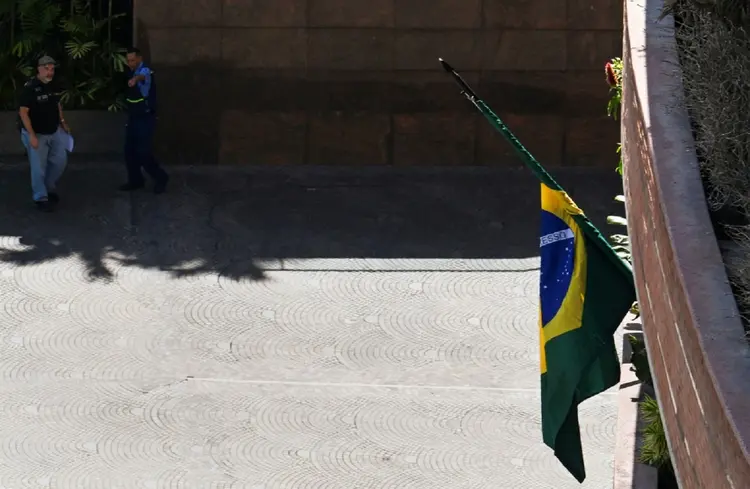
[{"x1": 0, "y1": 164, "x2": 625, "y2": 489}]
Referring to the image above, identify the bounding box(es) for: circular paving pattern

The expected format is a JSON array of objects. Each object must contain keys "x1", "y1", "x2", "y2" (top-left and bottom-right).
[
  {"x1": 68, "y1": 289, "x2": 158, "y2": 331},
  {"x1": 13, "y1": 256, "x2": 93, "y2": 299},
  {"x1": 233, "y1": 330, "x2": 338, "y2": 368},
  {"x1": 317, "y1": 271, "x2": 429, "y2": 304},
  {"x1": 1, "y1": 290, "x2": 57, "y2": 325},
  {"x1": 0, "y1": 226, "x2": 619, "y2": 488},
  {"x1": 421, "y1": 270, "x2": 538, "y2": 303}
]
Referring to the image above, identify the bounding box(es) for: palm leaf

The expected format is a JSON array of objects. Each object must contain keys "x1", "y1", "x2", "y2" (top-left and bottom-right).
[
  {"x1": 607, "y1": 215, "x2": 629, "y2": 226},
  {"x1": 3, "y1": 0, "x2": 131, "y2": 109},
  {"x1": 11, "y1": 37, "x2": 35, "y2": 56},
  {"x1": 639, "y1": 396, "x2": 671, "y2": 468},
  {"x1": 109, "y1": 51, "x2": 127, "y2": 71},
  {"x1": 94, "y1": 12, "x2": 126, "y2": 30},
  {"x1": 65, "y1": 39, "x2": 98, "y2": 58},
  {"x1": 610, "y1": 234, "x2": 630, "y2": 244}
]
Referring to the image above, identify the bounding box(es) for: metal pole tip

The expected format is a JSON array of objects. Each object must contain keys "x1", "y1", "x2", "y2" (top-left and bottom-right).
[{"x1": 438, "y1": 58, "x2": 454, "y2": 73}]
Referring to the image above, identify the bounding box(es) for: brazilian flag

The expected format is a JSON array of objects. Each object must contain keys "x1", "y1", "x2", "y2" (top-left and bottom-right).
[
  {"x1": 439, "y1": 58, "x2": 636, "y2": 483},
  {"x1": 539, "y1": 183, "x2": 635, "y2": 482}
]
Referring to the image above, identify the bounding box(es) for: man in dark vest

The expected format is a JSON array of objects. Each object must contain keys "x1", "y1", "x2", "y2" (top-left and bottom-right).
[{"x1": 120, "y1": 47, "x2": 169, "y2": 193}]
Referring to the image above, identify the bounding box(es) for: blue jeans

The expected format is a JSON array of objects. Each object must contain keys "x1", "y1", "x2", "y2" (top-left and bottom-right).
[{"x1": 20, "y1": 128, "x2": 68, "y2": 202}]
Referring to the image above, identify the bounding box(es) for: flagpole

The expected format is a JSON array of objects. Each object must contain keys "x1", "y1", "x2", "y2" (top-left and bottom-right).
[
  {"x1": 438, "y1": 58, "x2": 565, "y2": 191},
  {"x1": 438, "y1": 58, "x2": 635, "y2": 283}
]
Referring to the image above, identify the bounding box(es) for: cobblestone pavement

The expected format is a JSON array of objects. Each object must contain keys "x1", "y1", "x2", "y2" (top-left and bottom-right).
[{"x1": 0, "y1": 165, "x2": 625, "y2": 489}]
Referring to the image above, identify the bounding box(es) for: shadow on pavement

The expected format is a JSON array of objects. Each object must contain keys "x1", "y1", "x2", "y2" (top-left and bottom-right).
[{"x1": 0, "y1": 165, "x2": 625, "y2": 282}]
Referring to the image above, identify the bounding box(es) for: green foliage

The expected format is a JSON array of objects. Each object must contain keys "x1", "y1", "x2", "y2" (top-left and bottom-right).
[
  {"x1": 603, "y1": 57, "x2": 639, "y2": 316},
  {"x1": 604, "y1": 54, "x2": 674, "y2": 484},
  {"x1": 607, "y1": 195, "x2": 632, "y2": 263},
  {"x1": 639, "y1": 395, "x2": 673, "y2": 470},
  {"x1": 604, "y1": 57, "x2": 631, "y2": 264},
  {"x1": 605, "y1": 58, "x2": 625, "y2": 174},
  {"x1": 606, "y1": 57, "x2": 623, "y2": 119},
  {"x1": 0, "y1": 0, "x2": 129, "y2": 111},
  {"x1": 604, "y1": 54, "x2": 676, "y2": 485}
]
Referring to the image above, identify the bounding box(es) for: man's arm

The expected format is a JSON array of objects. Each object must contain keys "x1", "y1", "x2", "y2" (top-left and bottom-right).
[
  {"x1": 135, "y1": 67, "x2": 152, "y2": 97},
  {"x1": 18, "y1": 85, "x2": 35, "y2": 137},
  {"x1": 58, "y1": 103, "x2": 69, "y2": 132},
  {"x1": 18, "y1": 107, "x2": 34, "y2": 136}
]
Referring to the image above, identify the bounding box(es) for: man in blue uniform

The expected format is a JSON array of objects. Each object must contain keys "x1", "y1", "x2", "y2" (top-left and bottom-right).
[
  {"x1": 18, "y1": 55, "x2": 71, "y2": 212},
  {"x1": 120, "y1": 47, "x2": 169, "y2": 194}
]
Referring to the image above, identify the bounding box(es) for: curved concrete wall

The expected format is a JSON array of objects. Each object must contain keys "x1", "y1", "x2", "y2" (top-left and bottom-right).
[
  {"x1": 622, "y1": 0, "x2": 750, "y2": 486},
  {"x1": 134, "y1": 0, "x2": 622, "y2": 165}
]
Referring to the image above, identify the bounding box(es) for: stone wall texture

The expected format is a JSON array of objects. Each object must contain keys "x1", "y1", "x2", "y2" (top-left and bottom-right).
[
  {"x1": 622, "y1": 0, "x2": 750, "y2": 487},
  {"x1": 134, "y1": 0, "x2": 622, "y2": 165}
]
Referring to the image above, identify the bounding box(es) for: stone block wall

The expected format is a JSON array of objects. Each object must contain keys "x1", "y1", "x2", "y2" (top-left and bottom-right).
[{"x1": 135, "y1": 0, "x2": 621, "y2": 165}]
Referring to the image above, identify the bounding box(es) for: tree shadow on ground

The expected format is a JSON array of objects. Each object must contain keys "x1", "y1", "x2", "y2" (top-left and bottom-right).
[{"x1": 0, "y1": 165, "x2": 624, "y2": 282}]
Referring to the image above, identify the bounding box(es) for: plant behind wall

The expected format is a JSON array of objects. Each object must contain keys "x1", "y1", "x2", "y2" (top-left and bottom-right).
[
  {"x1": 604, "y1": 57, "x2": 639, "y2": 317},
  {"x1": 0, "y1": 0, "x2": 133, "y2": 111},
  {"x1": 604, "y1": 56, "x2": 678, "y2": 489}
]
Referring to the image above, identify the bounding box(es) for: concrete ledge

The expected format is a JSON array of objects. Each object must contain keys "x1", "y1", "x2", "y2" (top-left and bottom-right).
[
  {"x1": 622, "y1": 0, "x2": 750, "y2": 487},
  {"x1": 0, "y1": 110, "x2": 125, "y2": 158},
  {"x1": 613, "y1": 323, "x2": 658, "y2": 489}
]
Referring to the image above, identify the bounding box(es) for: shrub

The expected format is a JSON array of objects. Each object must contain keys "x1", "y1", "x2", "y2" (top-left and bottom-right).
[
  {"x1": 640, "y1": 395, "x2": 674, "y2": 471},
  {"x1": 0, "y1": 0, "x2": 131, "y2": 111},
  {"x1": 604, "y1": 56, "x2": 638, "y2": 316},
  {"x1": 675, "y1": 0, "x2": 750, "y2": 325}
]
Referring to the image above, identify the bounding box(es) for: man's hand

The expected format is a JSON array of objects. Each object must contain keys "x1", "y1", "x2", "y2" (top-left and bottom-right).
[
  {"x1": 29, "y1": 134, "x2": 39, "y2": 149},
  {"x1": 127, "y1": 77, "x2": 137, "y2": 87}
]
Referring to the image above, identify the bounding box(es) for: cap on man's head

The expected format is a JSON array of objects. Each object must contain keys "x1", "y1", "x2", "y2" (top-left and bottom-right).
[{"x1": 38, "y1": 55, "x2": 56, "y2": 66}]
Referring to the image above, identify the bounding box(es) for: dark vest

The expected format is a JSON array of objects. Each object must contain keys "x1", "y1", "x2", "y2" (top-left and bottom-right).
[{"x1": 125, "y1": 67, "x2": 157, "y2": 116}]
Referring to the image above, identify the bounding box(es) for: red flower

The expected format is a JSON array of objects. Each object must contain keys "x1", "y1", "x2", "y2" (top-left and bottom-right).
[{"x1": 605, "y1": 62, "x2": 618, "y2": 87}]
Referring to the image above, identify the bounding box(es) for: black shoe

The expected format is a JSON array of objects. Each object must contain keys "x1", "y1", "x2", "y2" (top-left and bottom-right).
[
  {"x1": 153, "y1": 175, "x2": 169, "y2": 195},
  {"x1": 35, "y1": 200, "x2": 54, "y2": 212},
  {"x1": 119, "y1": 182, "x2": 145, "y2": 192},
  {"x1": 48, "y1": 192, "x2": 60, "y2": 204}
]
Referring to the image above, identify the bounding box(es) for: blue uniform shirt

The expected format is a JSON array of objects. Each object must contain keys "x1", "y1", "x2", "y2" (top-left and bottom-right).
[{"x1": 133, "y1": 62, "x2": 152, "y2": 98}]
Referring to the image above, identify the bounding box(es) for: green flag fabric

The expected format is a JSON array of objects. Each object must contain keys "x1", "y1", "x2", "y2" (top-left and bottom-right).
[
  {"x1": 538, "y1": 182, "x2": 634, "y2": 482},
  {"x1": 440, "y1": 59, "x2": 636, "y2": 482}
]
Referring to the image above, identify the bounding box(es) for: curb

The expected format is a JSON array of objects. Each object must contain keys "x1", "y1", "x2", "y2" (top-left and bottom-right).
[{"x1": 613, "y1": 320, "x2": 658, "y2": 489}]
